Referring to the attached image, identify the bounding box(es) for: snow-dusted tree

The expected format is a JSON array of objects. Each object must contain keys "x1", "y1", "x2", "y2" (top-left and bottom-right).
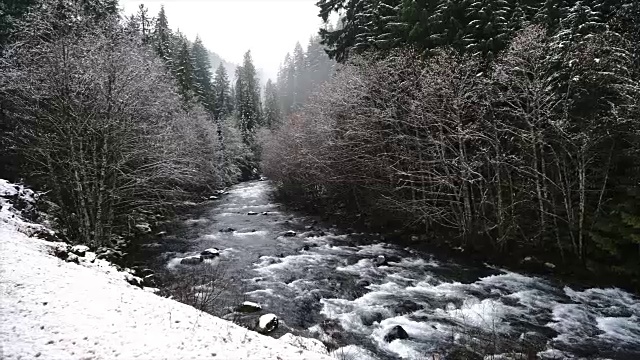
[
  {"x1": 174, "y1": 35, "x2": 195, "y2": 103},
  {"x1": 212, "y1": 64, "x2": 233, "y2": 121},
  {"x1": 263, "y1": 80, "x2": 281, "y2": 128},
  {"x1": 152, "y1": 6, "x2": 173, "y2": 66},
  {"x1": 0, "y1": 0, "x2": 225, "y2": 247},
  {"x1": 191, "y1": 36, "x2": 213, "y2": 110},
  {"x1": 234, "y1": 50, "x2": 262, "y2": 143}
]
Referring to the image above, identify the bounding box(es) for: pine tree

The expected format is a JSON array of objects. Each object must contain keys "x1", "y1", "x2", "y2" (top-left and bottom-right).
[
  {"x1": 152, "y1": 6, "x2": 172, "y2": 66},
  {"x1": 212, "y1": 64, "x2": 232, "y2": 121},
  {"x1": 293, "y1": 42, "x2": 307, "y2": 110},
  {"x1": 191, "y1": 36, "x2": 213, "y2": 110},
  {"x1": 235, "y1": 50, "x2": 262, "y2": 142},
  {"x1": 174, "y1": 35, "x2": 195, "y2": 102},
  {"x1": 463, "y1": 0, "x2": 512, "y2": 60},
  {"x1": 306, "y1": 36, "x2": 335, "y2": 89},
  {"x1": 135, "y1": 4, "x2": 153, "y2": 43},
  {"x1": 278, "y1": 53, "x2": 295, "y2": 115},
  {"x1": 263, "y1": 80, "x2": 281, "y2": 128}
]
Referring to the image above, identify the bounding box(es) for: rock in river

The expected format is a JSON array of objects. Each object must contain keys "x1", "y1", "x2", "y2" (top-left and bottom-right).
[
  {"x1": 384, "y1": 325, "x2": 409, "y2": 342},
  {"x1": 237, "y1": 301, "x2": 262, "y2": 313},
  {"x1": 200, "y1": 248, "x2": 220, "y2": 259}
]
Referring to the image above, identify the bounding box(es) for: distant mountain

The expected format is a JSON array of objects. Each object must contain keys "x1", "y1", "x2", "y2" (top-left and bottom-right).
[
  {"x1": 208, "y1": 50, "x2": 237, "y2": 79},
  {"x1": 208, "y1": 50, "x2": 267, "y2": 87}
]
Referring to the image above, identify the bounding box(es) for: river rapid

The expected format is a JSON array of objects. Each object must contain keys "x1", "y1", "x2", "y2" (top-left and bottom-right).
[{"x1": 142, "y1": 180, "x2": 640, "y2": 360}]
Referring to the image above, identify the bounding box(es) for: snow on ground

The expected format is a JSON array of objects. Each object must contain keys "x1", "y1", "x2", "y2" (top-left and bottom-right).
[{"x1": 0, "y1": 181, "x2": 332, "y2": 360}]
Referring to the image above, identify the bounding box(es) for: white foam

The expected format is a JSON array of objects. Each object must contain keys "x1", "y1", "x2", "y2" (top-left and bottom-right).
[
  {"x1": 596, "y1": 315, "x2": 640, "y2": 346},
  {"x1": 184, "y1": 218, "x2": 209, "y2": 225},
  {"x1": 233, "y1": 230, "x2": 269, "y2": 237}
]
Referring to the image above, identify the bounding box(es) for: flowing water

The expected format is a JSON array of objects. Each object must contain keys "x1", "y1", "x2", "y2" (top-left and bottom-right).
[{"x1": 145, "y1": 180, "x2": 640, "y2": 360}]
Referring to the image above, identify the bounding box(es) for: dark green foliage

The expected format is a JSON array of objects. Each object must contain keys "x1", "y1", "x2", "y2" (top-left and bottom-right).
[
  {"x1": 235, "y1": 50, "x2": 262, "y2": 142},
  {"x1": 317, "y1": 0, "x2": 633, "y2": 63},
  {"x1": 212, "y1": 64, "x2": 233, "y2": 121},
  {"x1": 191, "y1": 36, "x2": 214, "y2": 110}
]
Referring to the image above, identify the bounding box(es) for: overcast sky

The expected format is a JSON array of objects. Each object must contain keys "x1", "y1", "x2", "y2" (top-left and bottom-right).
[{"x1": 120, "y1": 0, "x2": 324, "y2": 82}]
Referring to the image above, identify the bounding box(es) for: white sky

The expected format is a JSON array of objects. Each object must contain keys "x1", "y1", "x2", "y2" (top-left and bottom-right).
[{"x1": 120, "y1": 0, "x2": 324, "y2": 82}]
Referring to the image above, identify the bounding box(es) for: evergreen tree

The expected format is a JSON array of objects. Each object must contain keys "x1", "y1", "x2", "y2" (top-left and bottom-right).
[
  {"x1": 212, "y1": 64, "x2": 232, "y2": 121},
  {"x1": 174, "y1": 35, "x2": 195, "y2": 102},
  {"x1": 278, "y1": 53, "x2": 295, "y2": 115},
  {"x1": 293, "y1": 42, "x2": 307, "y2": 109},
  {"x1": 191, "y1": 36, "x2": 213, "y2": 110},
  {"x1": 135, "y1": 4, "x2": 153, "y2": 43},
  {"x1": 152, "y1": 6, "x2": 172, "y2": 66},
  {"x1": 235, "y1": 50, "x2": 262, "y2": 142},
  {"x1": 263, "y1": 80, "x2": 281, "y2": 128},
  {"x1": 463, "y1": 0, "x2": 512, "y2": 60}
]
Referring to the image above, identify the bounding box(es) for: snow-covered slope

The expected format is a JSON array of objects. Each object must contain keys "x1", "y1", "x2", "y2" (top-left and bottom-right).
[{"x1": 0, "y1": 181, "x2": 331, "y2": 360}]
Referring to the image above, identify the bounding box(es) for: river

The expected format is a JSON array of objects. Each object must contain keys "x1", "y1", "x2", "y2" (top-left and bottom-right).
[{"x1": 140, "y1": 180, "x2": 640, "y2": 360}]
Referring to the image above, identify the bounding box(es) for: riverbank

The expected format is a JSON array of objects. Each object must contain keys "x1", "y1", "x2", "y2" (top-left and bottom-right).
[{"x1": 0, "y1": 179, "x2": 332, "y2": 360}]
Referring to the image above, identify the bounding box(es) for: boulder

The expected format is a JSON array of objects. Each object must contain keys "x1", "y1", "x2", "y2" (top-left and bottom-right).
[
  {"x1": 53, "y1": 244, "x2": 69, "y2": 260},
  {"x1": 96, "y1": 248, "x2": 124, "y2": 263},
  {"x1": 237, "y1": 301, "x2": 262, "y2": 313},
  {"x1": 256, "y1": 314, "x2": 278, "y2": 334},
  {"x1": 279, "y1": 333, "x2": 328, "y2": 355},
  {"x1": 356, "y1": 279, "x2": 371, "y2": 288},
  {"x1": 141, "y1": 274, "x2": 156, "y2": 287},
  {"x1": 374, "y1": 255, "x2": 388, "y2": 266},
  {"x1": 84, "y1": 252, "x2": 96, "y2": 263},
  {"x1": 393, "y1": 300, "x2": 423, "y2": 315},
  {"x1": 261, "y1": 212, "x2": 270, "y2": 215},
  {"x1": 180, "y1": 255, "x2": 202, "y2": 265},
  {"x1": 208, "y1": 195, "x2": 219, "y2": 200},
  {"x1": 247, "y1": 211, "x2": 258, "y2": 216},
  {"x1": 359, "y1": 311, "x2": 384, "y2": 326},
  {"x1": 302, "y1": 245, "x2": 310, "y2": 251},
  {"x1": 65, "y1": 253, "x2": 79, "y2": 264},
  {"x1": 283, "y1": 230, "x2": 297, "y2": 237},
  {"x1": 544, "y1": 262, "x2": 556, "y2": 270},
  {"x1": 384, "y1": 325, "x2": 409, "y2": 342},
  {"x1": 124, "y1": 273, "x2": 143, "y2": 288},
  {"x1": 200, "y1": 248, "x2": 220, "y2": 259},
  {"x1": 70, "y1": 245, "x2": 90, "y2": 257},
  {"x1": 220, "y1": 227, "x2": 235, "y2": 233},
  {"x1": 156, "y1": 231, "x2": 167, "y2": 237}
]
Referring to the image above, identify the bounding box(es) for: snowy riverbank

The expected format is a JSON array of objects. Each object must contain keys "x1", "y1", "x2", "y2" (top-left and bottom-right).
[{"x1": 0, "y1": 180, "x2": 331, "y2": 360}]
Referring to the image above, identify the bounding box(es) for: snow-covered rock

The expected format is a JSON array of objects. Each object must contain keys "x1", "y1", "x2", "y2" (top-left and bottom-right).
[
  {"x1": 180, "y1": 255, "x2": 202, "y2": 265},
  {"x1": 247, "y1": 211, "x2": 258, "y2": 215},
  {"x1": 237, "y1": 301, "x2": 262, "y2": 313},
  {"x1": 257, "y1": 314, "x2": 279, "y2": 334},
  {"x1": 70, "y1": 245, "x2": 89, "y2": 257},
  {"x1": 283, "y1": 230, "x2": 297, "y2": 237},
  {"x1": 200, "y1": 248, "x2": 220, "y2": 259},
  {"x1": 279, "y1": 333, "x2": 328, "y2": 354}
]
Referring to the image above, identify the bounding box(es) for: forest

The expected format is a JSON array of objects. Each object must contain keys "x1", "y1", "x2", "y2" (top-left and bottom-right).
[
  {"x1": 1, "y1": 0, "x2": 639, "y2": 291},
  {"x1": 261, "y1": 0, "x2": 640, "y2": 289}
]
